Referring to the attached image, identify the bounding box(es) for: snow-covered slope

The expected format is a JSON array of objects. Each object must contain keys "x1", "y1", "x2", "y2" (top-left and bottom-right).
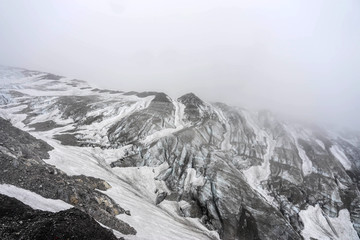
[
  {"x1": 0, "y1": 184, "x2": 73, "y2": 212},
  {"x1": 0, "y1": 66, "x2": 359, "y2": 240}
]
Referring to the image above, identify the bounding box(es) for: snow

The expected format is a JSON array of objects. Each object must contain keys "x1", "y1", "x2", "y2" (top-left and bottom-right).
[
  {"x1": 107, "y1": 166, "x2": 219, "y2": 240},
  {"x1": 241, "y1": 110, "x2": 277, "y2": 206},
  {"x1": 80, "y1": 96, "x2": 153, "y2": 146},
  {"x1": 220, "y1": 123, "x2": 231, "y2": 151},
  {"x1": 299, "y1": 204, "x2": 359, "y2": 240},
  {"x1": 330, "y1": 145, "x2": 352, "y2": 170},
  {"x1": 20, "y1": 124, "x2": 219, "y2": 240},
  {"x1": 297, "y1": 142, "x2": 313, "y2": 175},
  {"x1": 183, "y1": 168, "x2": 206, "y2": 192},
  {"x1": 1, "y1": 72, "x2": 155, "y2": 147},
  {"x1": 0, "y1": 67, "x2": 38, "y2": 86},
  {"x1": 316, "y1": 139, "x2": 326, "y2": 150},
  {"x1": 0, "y1": 184, "x2": 73, "y2": 212},
  {"x1": 213, "y1": 106, "x2": 231, "y2": 151},
  {"x1": 0, "y1": 103, "x2": 28, "y2": 128},
  {"x1": 173, "y1": 100, "x2": 186, "y2": 127},
  {"x1": 13, "y1": 85, "x2": 87, "y2": 97},
  {"x1": 141, "y1": 100, "x2": 188, "y2": 145},
  {"x1": 141, "y1": 126, "x2": 185, "y2": 145},
  {"x1": 48, "y1": 144, "x2": 218, "y2": 239},
  {"x1": 285, "y1": 125, "x2": 314, "y2": 176}
]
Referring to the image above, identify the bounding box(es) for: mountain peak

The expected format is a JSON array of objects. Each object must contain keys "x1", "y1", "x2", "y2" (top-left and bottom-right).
[{"x1": 177, "y1": 92, "x2": 204, "y2": 106}]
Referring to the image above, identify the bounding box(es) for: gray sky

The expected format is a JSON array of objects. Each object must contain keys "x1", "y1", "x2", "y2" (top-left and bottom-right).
[{"x1": 1, "y1": 0, "x2": 360, "y2": 130}]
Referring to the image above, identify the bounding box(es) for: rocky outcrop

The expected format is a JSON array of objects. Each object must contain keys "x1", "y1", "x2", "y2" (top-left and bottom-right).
[
  {"x1": 108, "y1": 92, "x2": 175, "y2": 146},
  {"x1": 0, "y1": 194, "x2": 118, "y2": 240}
]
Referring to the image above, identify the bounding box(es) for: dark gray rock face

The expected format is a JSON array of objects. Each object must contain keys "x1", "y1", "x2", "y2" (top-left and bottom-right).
[
  {"x1": 0, "y1": 194, "x2": 118, "y2": 240},
  {"x1": 155, "y1": 192, "x2": 168, "y2": 205},
  {"x1": 108, "y1": 93, "x2": 175, "y2": 146},
  {"x1": 0, "y1": 117, "x2": 136, "y2": 235},
  {"x1": 178, "y1": 92, "x2": 205, "y2": 122},
  {"x1": 28, "y1": 120, "x2": 64, "y2": 132},
  {"x1": 0, "y1": 117, "x2": 53, "y2": 160}
]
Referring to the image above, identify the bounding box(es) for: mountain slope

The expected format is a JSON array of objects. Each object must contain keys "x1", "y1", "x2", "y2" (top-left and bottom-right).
[
  {"x1": 0, "y1": 193, "x2": 119, "y2": 240},
  {"x1": 0, "y1": 66, "x2": 359, "y2": 240}
]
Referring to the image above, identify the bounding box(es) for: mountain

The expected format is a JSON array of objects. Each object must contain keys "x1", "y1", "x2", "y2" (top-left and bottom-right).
[{"x1": 0, "y1": 66, "x2": 359, "y2": 240}]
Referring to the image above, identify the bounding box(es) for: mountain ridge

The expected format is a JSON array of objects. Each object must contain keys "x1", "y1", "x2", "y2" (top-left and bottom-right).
[{"x1": 0, "y1": 66, "x2": 359, "y2": 240}]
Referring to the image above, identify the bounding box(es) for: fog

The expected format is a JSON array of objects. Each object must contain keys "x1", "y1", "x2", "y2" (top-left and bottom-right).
[{"x1": 1, "y1": 0, "x2": 359, "y2": 130}]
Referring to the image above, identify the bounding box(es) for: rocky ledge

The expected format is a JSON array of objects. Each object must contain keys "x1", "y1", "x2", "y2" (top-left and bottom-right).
[{"x1": 0, "y1": 194, "x2": 119, "y2": 240}]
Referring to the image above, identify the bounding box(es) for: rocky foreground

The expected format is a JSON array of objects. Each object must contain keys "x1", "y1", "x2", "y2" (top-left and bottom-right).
[{"x1": 0, "y1": 194, "x2": 119, "y2": 240}]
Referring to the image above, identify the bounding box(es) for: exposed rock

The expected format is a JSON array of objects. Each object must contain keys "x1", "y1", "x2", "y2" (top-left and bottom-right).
[
  {"x1": 28, "y1": 120, "x2": 64, "y2": 131},
  {"x1": 0, "y1": 194, "x2": 118, "y2": 240},
  {"x1": 155, "y1": 192, "x2": 168, "y2": 205}
]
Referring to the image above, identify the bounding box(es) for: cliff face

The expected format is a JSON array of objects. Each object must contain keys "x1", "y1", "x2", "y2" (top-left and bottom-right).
[{"x1": 0, "y1": 66, "x2": 359, "y2": 240}]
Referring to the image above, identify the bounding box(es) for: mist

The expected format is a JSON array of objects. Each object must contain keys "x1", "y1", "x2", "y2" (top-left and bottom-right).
[{"x1": 0, "y1": 0, "x2": 359, "y2": 130}]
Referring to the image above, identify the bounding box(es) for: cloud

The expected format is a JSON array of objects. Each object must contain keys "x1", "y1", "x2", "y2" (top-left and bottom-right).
[{"x1": 0, "y1": 0, "x2": 359, "y2": 129}]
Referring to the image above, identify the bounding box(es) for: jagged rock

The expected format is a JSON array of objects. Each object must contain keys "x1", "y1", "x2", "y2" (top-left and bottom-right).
[
  {"x1": 155, "y1": 192, "x2": 168, "y2": 205},
  {"x1": 0, "y1": 194, "x2": 118, "y2": 240}
]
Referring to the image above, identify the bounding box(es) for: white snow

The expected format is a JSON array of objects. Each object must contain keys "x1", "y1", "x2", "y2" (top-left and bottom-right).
[
  {"x1": 316, "y1": 139, "x2": 326, "y2": 150},
  {"x1": 183, "y1": 168, "x2": 206, "y2": 192},
  {"x1": 142, "y1": 128, "x2": 179, "y2": 145},
  {"x1": 173, "y1": 100, "x2": 186, "y2": 127},
  {"x1": 0, "y1": 103, "x2": 28, "y2": 128},
  {"x1": 286, "y1": 125, "x2": 314, "y2": 176},
  {"x1": 141, "y1": 100, "x2": 188, "y2": 145},
  {"x1": 0, "y1": 184, "x2": 73, "y2": 212},
  {"x1": 330, "y1": 145, "x2": 352, "y2": 170},
  {"x1": 213, "y1": 106, "x2": 231, "y2": 151},
  {"x1": 299, "y1": 204, "x2": 359, "y2": 240},
  {"x1": 241, "y1": 110, "x2": 277, "y2": 206},
  {"x1": 220, "y1": 123, "x2": 231, "y2": 151},
  {"x1": 297, "y1": 142, "x2": 313, "y2": 176},
  {"x1": 22, "y1": 125, "x2": 219, "y2": 240}
]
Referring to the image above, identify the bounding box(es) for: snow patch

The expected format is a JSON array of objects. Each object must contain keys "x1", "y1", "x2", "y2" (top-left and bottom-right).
[
  {"x1": 173, "y1": 100, "x2": 186, "y2": 127},
  {"x1": 213, "y1": 107, "x2": 231, "y2": 151},
  {"x1": 298, "y1": 143, "x2": 313, "y2": 176},
  {"x1": 330, "y1": 145, "x2": 352, "y2": 170},
  {"x1": 316, "y1": 139, "x2": 326, "y2": 150},
  {"x1": 0, "y1": 184, "x2": 73, "y2": 212},
  {"x1": 141, "y1": 100, "x2": 189, "y2": 145},
  {"x1": 184, "y1": 168, "x2": 206, "y2": 192},
  {"x1": 241, "y1": 110, "x2": 276, "y2": 206},
  {"x1": 285, "y1": 125, "x2": 313, "y2": 176},
  {"x1": 299, "y1": 204, "x2": 359, "y2": 240}
]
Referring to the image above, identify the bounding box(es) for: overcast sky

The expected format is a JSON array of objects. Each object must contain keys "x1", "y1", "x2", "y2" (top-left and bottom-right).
[{"x1": 0, "y1": 0, "x2": 359, "y2": 130}]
